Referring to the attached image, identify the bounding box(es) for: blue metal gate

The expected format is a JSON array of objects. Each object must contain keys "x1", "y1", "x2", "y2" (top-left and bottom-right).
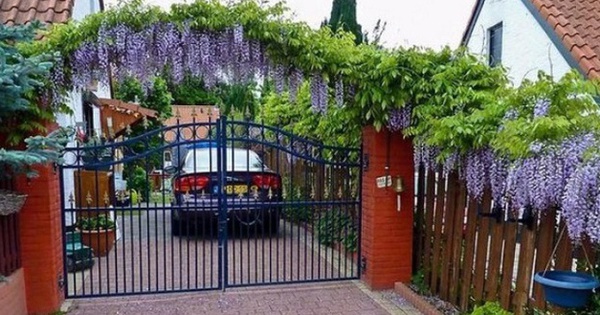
[{"x1": 59, "y1": 116, "x2": 362, "y2": 297}]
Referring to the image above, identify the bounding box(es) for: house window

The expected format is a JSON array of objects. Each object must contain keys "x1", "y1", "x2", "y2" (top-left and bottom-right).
[{"x1": 488, "y1": 23, "x2": 503, "y2": 67}]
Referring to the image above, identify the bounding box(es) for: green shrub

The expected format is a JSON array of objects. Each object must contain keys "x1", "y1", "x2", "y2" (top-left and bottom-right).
[
  {"x1": 317, "y1": 209, "x2": 352, "y2": 247},
  {"x1": 127, "y1": 166, "x2": 152, "y2": 202},
  {"x1": 410, "y1": 269, "x2": 429, "y2": 295},
  {"x1": 283, "y1": 205, "x2": 313, "y2": 223},
  {"x1": 342, "y1": 226, "x2": 358, "y2": 252},
  {"x1": 76, "y1": 215, "x2": 116, "y2": 231},
  {"x1": 471, "y1": 302, "x2": 512, "y2": 315}
]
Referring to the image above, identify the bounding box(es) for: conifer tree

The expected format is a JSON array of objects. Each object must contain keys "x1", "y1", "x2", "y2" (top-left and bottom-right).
[
  {"x1": 328, "y1": 0, "x2": 363, "y2": 44},
  {"x1": 0, "y1": 22, "x2": 67, "y2": 178}
]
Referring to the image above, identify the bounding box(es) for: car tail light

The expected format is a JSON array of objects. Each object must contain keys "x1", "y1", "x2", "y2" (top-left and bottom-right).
[
  {"x1": 175, "y1": 175, "x2": 209, "y2": 192},
  {"x1": 252, "y1": 174, "x2": 281, "y2": 189}
]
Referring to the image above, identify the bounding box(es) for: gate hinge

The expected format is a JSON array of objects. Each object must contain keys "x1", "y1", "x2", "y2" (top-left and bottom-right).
[
  {"x1": 360, "y1": 256, "x2": 367, "y2": 274},
  {"x1": 362, "y1": 154, "x2": 369, "y2": 171}
]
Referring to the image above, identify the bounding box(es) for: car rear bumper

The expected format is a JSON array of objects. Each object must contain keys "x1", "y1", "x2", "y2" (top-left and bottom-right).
[{"x1": 174, "y1": 196, "x2": 281, "y2": 211}]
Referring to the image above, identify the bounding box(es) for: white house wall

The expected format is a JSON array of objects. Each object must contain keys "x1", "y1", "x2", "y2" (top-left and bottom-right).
[
  {"x1": 466, "y1": 0, "x2": 572, "y2": 85},
  {"x1": 58, "y1": 0, "x2": 110, "y2": 226}
]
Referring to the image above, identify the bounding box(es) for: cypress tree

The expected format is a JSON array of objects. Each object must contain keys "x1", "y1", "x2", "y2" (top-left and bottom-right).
[{"x1": 328, "y1": 0, "x2": 363, "y2": 44}]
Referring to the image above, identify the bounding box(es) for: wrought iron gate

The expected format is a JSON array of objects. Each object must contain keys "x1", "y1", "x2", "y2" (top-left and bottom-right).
[{"x1": 60, "y1": 116, "x2": 362, "y2": 298}]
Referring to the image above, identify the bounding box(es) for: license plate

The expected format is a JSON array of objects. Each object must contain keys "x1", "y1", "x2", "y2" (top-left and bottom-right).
[{"x1": 225, "y1": 185, "x2": 248, "y2": 195}]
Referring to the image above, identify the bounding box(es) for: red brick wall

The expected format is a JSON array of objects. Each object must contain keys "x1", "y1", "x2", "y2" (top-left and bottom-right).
[
  {"x1": 0, "y1": 269, "x2": 27, "y2": 315},
  {"x1": 361, "y1": 126, "x2": 414, "y2": 290},
  {"x1": 16, "y1": 164, "x2": 64, "y2": 314}
]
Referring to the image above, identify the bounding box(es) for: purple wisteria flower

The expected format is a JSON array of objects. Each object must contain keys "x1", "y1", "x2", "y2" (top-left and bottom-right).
[
  {"x1": 288, "y1": 68, "x2": 304, "y2": 103},
  {"x1": 562, "y1": 160, "x2": 600, "y2": 242},
  {"x1": 335, "y1": 78, "x2": 344, "y2": 107},
  {"x1": 310, "y1": 73, "x2": 328, "y2": 113},
  {"x1": 465, "y1": 149, "x2": 494, "y2": 201},
  {"x1": 387, "y1": 104, "x2": 412, "y2": 132},
  {"x1": 533, "y1": 98, "x2": 551, "y2": 118}
]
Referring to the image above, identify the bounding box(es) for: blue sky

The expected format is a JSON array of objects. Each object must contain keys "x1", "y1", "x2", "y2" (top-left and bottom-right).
[{"x1": 105, "y1": 0, "x2": 477, "y2": 49}]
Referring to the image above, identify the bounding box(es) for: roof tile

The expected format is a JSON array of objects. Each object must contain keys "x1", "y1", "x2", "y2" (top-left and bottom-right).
[
  {"x1": 0, "y1": 0, "x2": 74, "y2": 25},
  {"x1": 530, "y1": 0, "x2": 600, "y2": 79}
]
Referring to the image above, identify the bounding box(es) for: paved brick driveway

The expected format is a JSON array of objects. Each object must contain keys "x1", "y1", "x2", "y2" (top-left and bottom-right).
[{"x1": 65, "y1": 281, "x2": 422, "y2": 315}]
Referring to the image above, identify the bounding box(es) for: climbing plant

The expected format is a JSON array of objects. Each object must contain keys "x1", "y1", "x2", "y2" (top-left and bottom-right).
[{"x1": 26, "y1": 0, "x2": 600, "y2": 243}]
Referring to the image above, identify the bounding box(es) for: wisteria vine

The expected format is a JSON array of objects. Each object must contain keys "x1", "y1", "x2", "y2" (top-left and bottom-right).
[{"x1": 61, "y1": 22, "x2": 334, "y2": 113}]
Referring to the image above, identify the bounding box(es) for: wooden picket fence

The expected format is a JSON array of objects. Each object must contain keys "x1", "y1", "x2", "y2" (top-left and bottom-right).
[{"x1": 413, "y1": 165, "x2": 598, "y2": 314}]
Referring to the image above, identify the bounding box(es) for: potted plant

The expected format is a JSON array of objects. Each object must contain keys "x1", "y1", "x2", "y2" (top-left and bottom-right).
[
  {"x1": 0, "y1": 190, "x2": 27, "y2": 216},
  {"x1": 533, "y1": 228, "x2": 600, "y2": 309},
  {"x1": 75, "y1": 215, "x2": 116, "y2": 257}
]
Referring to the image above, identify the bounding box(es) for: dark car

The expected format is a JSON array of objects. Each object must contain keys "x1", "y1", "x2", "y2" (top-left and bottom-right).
[{"x1": 169, "y1": 144, "x2": 282, "y2": 236}]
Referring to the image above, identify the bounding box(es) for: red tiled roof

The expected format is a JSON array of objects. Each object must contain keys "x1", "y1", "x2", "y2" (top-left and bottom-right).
[
  {"x1": 163, "y1": 105, "x2": 220, "y2": 142},
  {"x1": 531, "y1": 0, "x2": 600, "y2": 79},
  {"x1": 98, "y1": 98, "x2": 158, "y2": 119},
  {"x1": 0, "y1": 0, "x2": 74, "y2": 26}
]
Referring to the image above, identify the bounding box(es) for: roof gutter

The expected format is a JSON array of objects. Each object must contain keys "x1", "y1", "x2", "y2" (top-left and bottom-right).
[{"x1": 461, "y1": 0, "x2": 485, "y2": 46}]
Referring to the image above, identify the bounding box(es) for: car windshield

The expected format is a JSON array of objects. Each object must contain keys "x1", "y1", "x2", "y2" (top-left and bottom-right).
[{"x1": 181, "y1": 148, "x2": 266, "y2": 172}]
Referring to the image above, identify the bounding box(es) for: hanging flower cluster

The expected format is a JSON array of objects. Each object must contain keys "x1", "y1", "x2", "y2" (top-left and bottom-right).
[
  {"x1": 387, "y1": 104, "x2": 412, "y2": 133},
  {"x1": 64, "y1": 22, "x2": 336, "y2": 113},
  {"x1": 409, "y1": 90, "x2": 600, "y2": 243}
]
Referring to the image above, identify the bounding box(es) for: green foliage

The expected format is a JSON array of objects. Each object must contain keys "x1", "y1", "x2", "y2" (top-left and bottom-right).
[
  {"x1": 470, "y1": 302, "x2": 513, "y2": 315},
  {"x1": 115, "y1": 76, "x2": 172, "y2": 173},
  {"x1": 316, "y1": 209, "x2": 353, "y2": 247},
  {"x1": 170, "y1": 76, "x2": 220, "y2": 106},
  {"x1": 127, "y1": 166, "x2": 153, "y2": 202},
  {"x1": 283, "y1": 205, "x2": 313, "y2": 224},
  {"x1": 328, "y1": 0, "x2": 363, "y2": 44},
  {"x1": 0, "y1": 22, "x2": 68, "y2": 178},
  {"x1": 492, "y1": 72, "x2": 600, "y2": 159},
  {"x1": 259, "y1": 83, "x2": 361, "y2": 149},
  {"x1": 215, "y1": 83, "x2": 258, "y2": 118},
  {"x1": 410, "y1": 269, "x2": 429, "y2": 295},
  {"x1": 25, "y1": 0, "x2": 600, "y2": 163},
  {"x1": 76, "y1": 215, "x2": 116, "y2": 231},
  {"x1": 115, "y1": 76, "x2": 173, "y2": 117},
  {"x1": 342, "y1": 226, "x2": 358, "y2": 252}
]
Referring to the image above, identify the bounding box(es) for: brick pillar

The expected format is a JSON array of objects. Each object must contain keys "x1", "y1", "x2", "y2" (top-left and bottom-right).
[
  {"x1": 361, "y1": 126, "x2": 414, "y2": 290},
  {"x1": 15, "y1": 164, "x2": 64, "y2": 314}
]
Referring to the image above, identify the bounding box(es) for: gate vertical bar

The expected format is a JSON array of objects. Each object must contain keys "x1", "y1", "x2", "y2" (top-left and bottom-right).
[
  {"x1": 218, "y1": 116, "x2": 229, "y2": 290},
  {"x1": 357, "y1": 145, "x2": 363, "y2": 277},
  {"x1": 59, "y1": 166, "x2": 69, "y2": 298}
]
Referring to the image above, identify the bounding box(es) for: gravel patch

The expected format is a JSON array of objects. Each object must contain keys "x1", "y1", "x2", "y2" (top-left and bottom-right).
[{"x1": 408, "y1": 284, "x2": 460, "y2": 315}]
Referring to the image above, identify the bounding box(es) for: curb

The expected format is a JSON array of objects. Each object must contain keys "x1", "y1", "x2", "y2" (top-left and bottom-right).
[{"x1": 394, "y1": 282, "x2": 443, "y2": 315}]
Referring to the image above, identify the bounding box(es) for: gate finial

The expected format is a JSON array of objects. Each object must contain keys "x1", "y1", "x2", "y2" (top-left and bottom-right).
[
  {"x1": 191, "y1": 107, "x2": 197, "y2": 118},
  {"x1": 142, "y1": 116, "x2": 149, "y2": 129},
  {"x1": 86, "y1": 191, "x2": 93, "y2": 206},
  {"x1": 103, "y1": 191, "x2": 110, "y2": 206}
]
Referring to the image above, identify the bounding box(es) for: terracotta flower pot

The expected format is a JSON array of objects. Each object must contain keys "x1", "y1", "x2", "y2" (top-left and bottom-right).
[{"x1": 79, "y1": 229, "x2": 116, "y2": 257}]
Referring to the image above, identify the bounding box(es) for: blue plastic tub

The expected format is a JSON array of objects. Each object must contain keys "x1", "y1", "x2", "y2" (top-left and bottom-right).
[{"x1": 534, "y1": 271, "x2": 600, "y2": 308}]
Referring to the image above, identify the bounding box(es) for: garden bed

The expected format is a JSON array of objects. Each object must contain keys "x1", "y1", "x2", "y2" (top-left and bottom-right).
[{"x1": 394, "y1": 282, "x2": 459, "y2": 315}]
